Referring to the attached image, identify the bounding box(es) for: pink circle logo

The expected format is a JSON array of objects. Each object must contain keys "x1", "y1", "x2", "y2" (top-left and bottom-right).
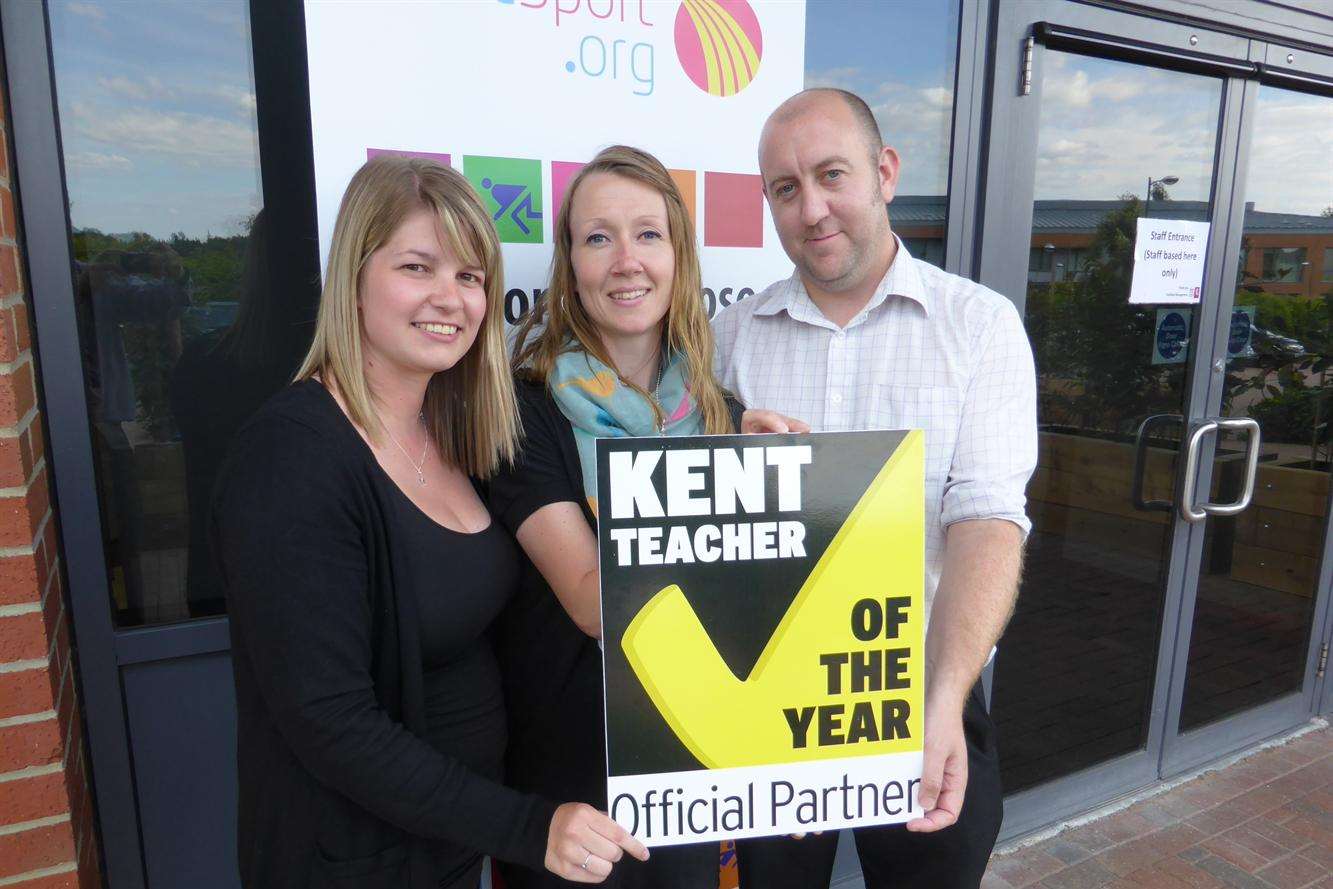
[{"x1": 674, "y1": 0, "x2": 764, "y2": 97}]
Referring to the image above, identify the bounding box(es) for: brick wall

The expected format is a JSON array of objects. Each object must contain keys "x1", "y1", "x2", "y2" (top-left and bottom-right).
[{"x1": 0, "y1": 85, "x2": 102, "y2": 889}]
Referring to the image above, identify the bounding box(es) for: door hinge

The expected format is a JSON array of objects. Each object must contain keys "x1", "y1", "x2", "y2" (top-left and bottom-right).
[
  {"x1": 1319, "y1": 643, "x2": 1328, "y2": 679},
  {"x1": 1022, "y1": 35, "x2": 1035, "y2": 96}
]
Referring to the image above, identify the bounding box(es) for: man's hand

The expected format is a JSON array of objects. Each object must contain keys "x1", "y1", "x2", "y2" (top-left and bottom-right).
[
  {"x1": 741, "y1": 409, "x2": 811, "y2": 434},
  {"x1": 906, "y1": 697, "x2": 967, "y2": 832}
]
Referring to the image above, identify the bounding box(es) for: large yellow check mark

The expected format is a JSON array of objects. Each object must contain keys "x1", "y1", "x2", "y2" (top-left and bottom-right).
[{"x1": 621, "y1": 432, "x2": 925, "y2": 769}]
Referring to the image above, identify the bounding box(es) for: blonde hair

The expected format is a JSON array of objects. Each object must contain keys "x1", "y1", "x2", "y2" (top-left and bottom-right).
[
  {"x1": 295, "y1": 155, "x2": 519, "y2": 476},
  {"x1": 512, "y1": 145, "x2": 733, "y2": 434}
]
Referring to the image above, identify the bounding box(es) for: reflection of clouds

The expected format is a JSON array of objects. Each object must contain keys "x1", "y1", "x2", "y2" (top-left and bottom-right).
[
  {"x1": 96, "y1": 74, "x2": 255, "y2": 117},
  {"x1": 1034, "y1": 56, "x2": 1331, "y2": 215},
  {"x1": 67, "y1": 151, "x2": 132, "y2": 172},
  {"x1": 66, "y1": 1, "x2": 104, "y2": 20},
  {"x1": 802, "y1": 67, "x2": 954, "y2": 196},
  {"x1": 99, "y1": 75, "x2": 174, "y2": 102},
  {"x1": 71, "y1": 102, "x2": 258, "y2": 167},
  {"x1": 805, "y1": 66, "x2": 864, "y2": 90},
  {"x1": 1246, "y1": 93, "x2": 1333, "y2": 217},
  {"x1": 1035, "y1": 55, "x2": 1220, "y2": 202},
  {"x1": 872, "y1": 84, "x2": 951, "y2": 195}
]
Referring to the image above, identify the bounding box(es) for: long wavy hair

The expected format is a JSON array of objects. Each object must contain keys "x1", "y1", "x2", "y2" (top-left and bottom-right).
[
  {"x1": 295, "y1": 155, "x2": 519, "y2": 476},
  {"x1": 511, "y1": 145, "x2": 733, "y2": 434}
]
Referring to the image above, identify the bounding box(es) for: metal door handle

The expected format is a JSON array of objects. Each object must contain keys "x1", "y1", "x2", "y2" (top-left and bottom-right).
[
  {"x1": 1132, "y1": 414, "x2": 1179, "y2": 512},
  {"x1": 1200, "y1": 418, "x2": 1262, "y2": 516},
  {"x1": 1178, "y1": 417, "x2": 1262, "y2": 523}
]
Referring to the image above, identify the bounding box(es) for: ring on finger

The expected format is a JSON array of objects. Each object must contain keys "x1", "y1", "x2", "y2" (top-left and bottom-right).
[{"x1": 580, "y1": 850, "x2": 592, "y2": 870}]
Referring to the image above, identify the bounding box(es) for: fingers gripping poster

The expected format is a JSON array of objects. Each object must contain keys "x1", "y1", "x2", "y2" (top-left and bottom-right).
[{"x1": 597, "y1": 431, "x2": 925, "y2": 847}]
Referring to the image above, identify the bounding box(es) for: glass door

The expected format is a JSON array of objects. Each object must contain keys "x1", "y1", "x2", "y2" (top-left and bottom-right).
[
  {"x1": 977, "y1": 0, "x2": 1332, "y2": 837},
  {"x1": 1162, "y1": 52, "x2": 1333, "y2": 774}
]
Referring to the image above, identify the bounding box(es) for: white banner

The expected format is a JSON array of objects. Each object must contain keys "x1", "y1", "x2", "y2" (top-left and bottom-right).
[
  {"x1": 304, "y1": 0, "x2": 807, "y2": 322},
  {"x1": 607, "y1": 751, "x2": 925, "y2": 846}
]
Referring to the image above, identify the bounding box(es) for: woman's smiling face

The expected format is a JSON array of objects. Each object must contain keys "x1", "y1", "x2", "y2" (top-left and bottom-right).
[
  {"x1": 568, "y1": 172, "x2": 675, "y2": 353},
  {"x1": 357, "y1": 207, "x2": 488, "y2": 379}
]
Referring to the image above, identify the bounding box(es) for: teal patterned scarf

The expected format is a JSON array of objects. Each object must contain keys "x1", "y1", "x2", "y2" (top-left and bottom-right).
[{"x1": 549, "y1": 348, "x2": 702, "y2": 516}]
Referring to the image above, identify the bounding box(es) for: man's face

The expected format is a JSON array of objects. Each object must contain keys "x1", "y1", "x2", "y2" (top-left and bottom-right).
[{"x1": 759, "y1": 98, "x2": 899, "y2": 296}]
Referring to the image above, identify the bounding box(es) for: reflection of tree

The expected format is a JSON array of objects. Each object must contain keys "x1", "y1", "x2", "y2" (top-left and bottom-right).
[
  {"x1": 1026, "y1": 196, "x2": 1187, "y2": 437},
  {"x1": 73, "y1": 227, "x2": 250, "y2": 440},
  {"x1": 1227, "y1": 237, "x2": 1333, "y2": 467}
]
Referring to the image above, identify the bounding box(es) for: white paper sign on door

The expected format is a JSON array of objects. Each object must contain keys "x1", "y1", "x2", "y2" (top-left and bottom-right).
[{"x1": 1129, "y1": 218, "x2": 1210, "y2": 305}]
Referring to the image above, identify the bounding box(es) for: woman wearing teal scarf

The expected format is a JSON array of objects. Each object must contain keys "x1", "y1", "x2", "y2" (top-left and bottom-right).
[{"x1": 490, "y1": 146, "x2": 740, "y2": 889}]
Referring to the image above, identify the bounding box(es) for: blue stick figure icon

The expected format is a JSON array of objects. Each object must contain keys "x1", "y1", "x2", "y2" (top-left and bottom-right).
[{"x1": 480, "y1": 177, "x2": 543, "y2": 237}]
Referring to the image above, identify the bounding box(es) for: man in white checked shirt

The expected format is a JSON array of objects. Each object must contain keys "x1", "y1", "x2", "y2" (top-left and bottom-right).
[{"x1": 716, "y1": 89, "x2": 1037, "y2": 889}]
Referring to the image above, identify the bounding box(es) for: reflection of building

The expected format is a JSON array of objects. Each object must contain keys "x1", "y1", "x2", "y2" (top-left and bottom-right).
[{"x1": 892, "y1": 195, "x2": 1333, "y2": 292}]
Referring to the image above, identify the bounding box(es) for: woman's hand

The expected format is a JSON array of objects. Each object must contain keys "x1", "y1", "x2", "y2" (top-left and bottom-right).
[
  {"x1": 545, "y1": 802, "x2": 650, "y2": 883},
  {"x1": 741, "y1": 409, "x2": 811, "y2": 434}
]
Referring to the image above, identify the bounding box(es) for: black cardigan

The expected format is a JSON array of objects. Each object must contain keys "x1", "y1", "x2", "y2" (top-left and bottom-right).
[{"x1": 212, "y1": 381, "x2": 555, "y2": 889}]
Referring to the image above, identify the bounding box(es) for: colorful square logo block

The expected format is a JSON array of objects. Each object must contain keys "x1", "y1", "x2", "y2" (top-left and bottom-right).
[
  {"x1": 551, "y1": 161, "x2": 585, "y2": 222},
  {"x1": 366, "y1": 148, "x2": 451, "y2": 166},
  {"x1": 704, "y1": 172, "x2": 763, "y2": 248},
  {"x1": 464, "y1": 155, "x2": 544, "y2": 244},
  {"x1": 668, "y1": 168, "x2": 697, "y2": 232}
]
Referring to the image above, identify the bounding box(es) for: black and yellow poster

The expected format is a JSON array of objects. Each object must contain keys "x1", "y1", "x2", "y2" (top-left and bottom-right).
[{"x1": 596, "y1": 431, "x2": 925, "y2": 847}]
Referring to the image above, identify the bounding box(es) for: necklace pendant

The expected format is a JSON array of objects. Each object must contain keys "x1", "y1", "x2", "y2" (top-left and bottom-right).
[{"x1": 416, "y1": 471, "x2": 427, "y2": 487}]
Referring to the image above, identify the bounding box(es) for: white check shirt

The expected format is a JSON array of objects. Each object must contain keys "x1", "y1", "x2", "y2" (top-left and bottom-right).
[{"x1": 712, "y1": 239, "x2": 1037, "y2": 616}]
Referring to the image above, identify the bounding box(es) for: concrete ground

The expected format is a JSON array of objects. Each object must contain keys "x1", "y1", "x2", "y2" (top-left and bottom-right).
[{"x1": 985, "y1": 721, "x2": 1333, "y2": 889}]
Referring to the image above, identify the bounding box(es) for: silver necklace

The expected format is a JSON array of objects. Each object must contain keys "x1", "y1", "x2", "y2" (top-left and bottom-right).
[{"x1": 385, "y1": 413, "x2": 429, "y2": 486}]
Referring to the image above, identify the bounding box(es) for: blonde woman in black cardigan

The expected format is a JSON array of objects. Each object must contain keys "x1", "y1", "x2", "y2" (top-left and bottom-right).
[{"x1": 213, "y1": 156, "x2": 647, "y2": 889}]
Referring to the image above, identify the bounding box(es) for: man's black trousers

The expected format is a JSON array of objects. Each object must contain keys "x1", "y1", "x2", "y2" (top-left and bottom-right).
[{"x1": 735, "y1": 682, "x2": 1002, "y2": 889}]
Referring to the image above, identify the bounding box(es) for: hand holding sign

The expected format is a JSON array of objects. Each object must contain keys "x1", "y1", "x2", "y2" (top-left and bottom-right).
[{"x1": 546, "y1": 803, "x2": 650, "y2": 883}]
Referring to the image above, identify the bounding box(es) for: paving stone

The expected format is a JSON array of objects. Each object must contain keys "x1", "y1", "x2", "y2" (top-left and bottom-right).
[
  {"x1": 1062, "y1": 825, "x2": 1119, "y2": 855},
  {"x1": 982, "y1": 870, "x2": 1019, "y2": 889},
  {"x1": 1038, "y1": 857, "x2": 1118, "y2": 889},
  {"x1": 1201, "y1": 834, "x2": 1274, "y2": 873},
  {"x1": 1044, "y1": 838, "x2": 1096, "y2": 866},
  {"x1": 1099, "y1": 826, "x2": 1205, "y2": 877},
  {"x1": 1120, "y1": 864, "x2": 1192, "y2": 888},
  {"x1": 1242, "y1": 819, "x2": 1307, "y2": 852},
  {"x1": 1295, "y1": 841, "x2": 1332, "y2": 871},
  {"x1": 1188, "y1": 805, "x2": 1256, "y2": 837},
  {"x1": 1193, "y1": 855, "x2": 1273, "y2": 889},
  {"x1": 992, "y1": 847, "x2": 1068, "y2": 887},
  {"x1": 1153, "y1": 855, "x2": 1230, "y2": 888},
  {"x1": 1102, "y1": 808, "x2": 1165, "y2": 843},
  {"x1": 1254, "y1": 853, "x2": 1328, "y2": 889},
  {"x1": 1221, "y1": 826, "x2": 1290, "y2": 865},
  {"x1": 989, "y1": 727, "x2": 1330, "y2": 889}
]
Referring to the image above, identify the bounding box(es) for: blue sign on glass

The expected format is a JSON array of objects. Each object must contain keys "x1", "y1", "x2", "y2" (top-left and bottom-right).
[
  {"x1": 1229, "y1": 307, "x2": 1255, "y2": 356},
  {"x1": 1154, "y1": 310, "x2": 1189, "y2": 365}
]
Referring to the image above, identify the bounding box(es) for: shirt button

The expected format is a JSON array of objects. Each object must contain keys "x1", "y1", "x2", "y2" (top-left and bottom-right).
[{"x1": 831, "y1": 393, "x2": 843, "y2": 404}]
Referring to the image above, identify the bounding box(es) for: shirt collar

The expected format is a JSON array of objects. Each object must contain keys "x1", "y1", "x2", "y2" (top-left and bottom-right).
[{"x1": 755, "y1": 235, "x2": 931, "y2": 326}]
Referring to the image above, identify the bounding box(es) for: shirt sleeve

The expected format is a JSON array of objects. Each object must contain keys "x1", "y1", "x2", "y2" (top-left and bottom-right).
[
  {"x1": 489, "y1": 381, "x2": 585, "y2": 533},
  {"x1": 213, "y1": 415, "x2": 556, "y2": 870},
  {"x1": 940, "y1": 298, "x2": 1038, "y2": 536}
]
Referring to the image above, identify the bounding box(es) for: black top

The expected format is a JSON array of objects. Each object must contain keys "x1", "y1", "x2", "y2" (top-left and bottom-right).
[
  {"x1": 213, "y1": 380, "x2": 555, "y2": 889},
  {"x1": 488, "y1": 377, "x2": 744, "y2": 809},
  {"x1": 489, "y1": 377, "x2": 606, "y2": 808}
]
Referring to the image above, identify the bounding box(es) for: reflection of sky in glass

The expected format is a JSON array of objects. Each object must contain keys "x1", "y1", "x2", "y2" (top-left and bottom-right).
[
  {"x1": 50, "y1": 0, "x2": 261, "y2": 239},
  {"x1": 1245, "y1": 86, "x2": 1333, "y2": 217},
  {"x1": 1034, "y1": 52, "x2": 1221, "y2": 204},
  {"x1": 804, "y1": 0, "x2": 959, "y2": 198}
]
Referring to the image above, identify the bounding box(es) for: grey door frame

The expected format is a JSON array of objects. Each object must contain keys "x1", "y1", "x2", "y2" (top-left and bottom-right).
[{"x1": 979, "y1": 0, "x2": 1333, "y2": 842}]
